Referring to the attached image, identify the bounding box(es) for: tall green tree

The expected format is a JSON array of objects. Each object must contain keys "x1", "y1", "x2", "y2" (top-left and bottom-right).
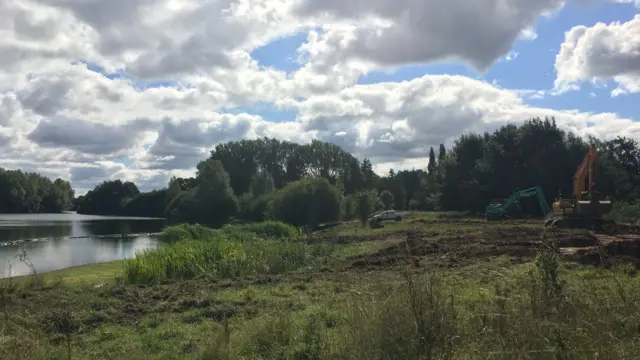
[
  {"x1": 361, "y1": 158, "x2": 375, "y2": 189},
  {"x1": 267, "y1": 178, "x2": 342, "y2": 229},
  {"x1": 77, "y1": 180, "x2": 140, "y2": 216},
  {"x1": 438, "y1": 144, "x2": 446, "y2": 163},
  {"x1": 0, "y1": 168, "x2": 75, "y2": 214},
  {"x1": 354, "y1": 190, "x2": 378, "y2": 225},
  {"x1": 379, "y1": 190, "x2": 395, "y2": 210},
  {"x1": 428, "y1": 147, "x2": 437, "y2": 174},
  {"x1": 166, "y1": 159, "x2": 238, "y2": 226},
  {"x1": 249, "y1": 169, "x2": 275, "y2": 197}
]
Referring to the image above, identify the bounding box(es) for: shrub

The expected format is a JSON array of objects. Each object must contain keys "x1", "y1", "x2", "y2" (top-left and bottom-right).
[
  {"x1": 267, "y1": 178, "x2": 342, "y2": 228},
  {"x1": 160, "y1": 223, "x2": 221, "y2": 243},
  {"x1": 243, "y1": 221, "x2": 298, "y2": 240},
  {"x1": 354, "y1": 190, "x2": 378, "y2": 225}
]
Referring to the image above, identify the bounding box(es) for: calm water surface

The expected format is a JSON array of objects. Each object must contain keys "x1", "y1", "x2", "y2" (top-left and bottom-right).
[{"x1": 0, "y1": 212, "x2": 166, "y2": 278}]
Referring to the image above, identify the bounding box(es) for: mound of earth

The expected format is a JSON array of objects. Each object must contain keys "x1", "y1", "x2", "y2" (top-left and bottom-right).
[
  {"x1": 562, "y1": 233, "x2": 640, "y2": 268},
  {"x1": 600, "y1": 223, "x2": 640, "y2": 236}
]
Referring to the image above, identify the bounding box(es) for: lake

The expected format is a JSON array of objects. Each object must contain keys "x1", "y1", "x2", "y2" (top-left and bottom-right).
[{"x1": 0, "y1": 212, "x2": 166, "y2": 278}]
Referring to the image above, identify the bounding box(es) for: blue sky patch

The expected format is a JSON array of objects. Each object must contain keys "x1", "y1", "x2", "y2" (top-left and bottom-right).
[
  {"x1": 250, "y1": 32, "x2": 309, "y2": 73},
  {"x1": 80, "y1": 61, "x2": 178, "y2": 91}
]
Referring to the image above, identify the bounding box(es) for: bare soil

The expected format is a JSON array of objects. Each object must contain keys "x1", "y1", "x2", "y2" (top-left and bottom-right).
[{"x1": 348, "y1": 221, "x2": 640, "y2": 270}]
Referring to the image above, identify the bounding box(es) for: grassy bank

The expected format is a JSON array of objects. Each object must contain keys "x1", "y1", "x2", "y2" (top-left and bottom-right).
[{"x1": 2, "y1": 215, "x2": 640, "y2": 359}]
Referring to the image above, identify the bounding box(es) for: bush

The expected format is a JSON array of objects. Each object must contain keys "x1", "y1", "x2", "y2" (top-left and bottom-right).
[
  {"x1": 267, "y1": 178, "x2": 342, "y2": 228},
  {"x1": 244, "y1": 221, "x2": 298, "y2": 240},
  {"x1": 342, "y1": 195, "x2": 356, "y2": 221},
  {"x1": 222, "y1": 221, "x2": 298, "y2": 241},
  {"x1": 160, "y1": 224, "x2": 220, "y2": 243},
  {"x1": 354, "y1": 190, "x2": 378, "y2": 225},
  {"x1": 238, "y1": 193, "x2": 271, "y2": 222}
]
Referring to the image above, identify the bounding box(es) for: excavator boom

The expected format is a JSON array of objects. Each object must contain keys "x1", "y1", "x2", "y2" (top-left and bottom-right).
[
  {"x1": 573, "y1": 145, "x2": 597, "y2": 201},
  {"x1": 546, "y1": 145, "x2": 613, "y2": 230}
]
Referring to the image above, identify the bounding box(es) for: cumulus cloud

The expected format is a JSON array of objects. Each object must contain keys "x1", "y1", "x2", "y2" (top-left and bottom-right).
[
  {"x1": 0, "y1": 0, "x2": 637, "y2": 192},
  {"x1": 293, "y1": 0, "x2": 565, "y2": 72},
  {"x1": 27, "y1": 117, "x2": 156, "y2": 155},
  {"x1": 555, "y1": 15, "x2": 640, "y2": 95},
  {"x1": 292, "y1": 74, "x2": 640, "y2": 165},
  {"x1": 140, "y1": 114, "x2": 307, "y2": 170}
]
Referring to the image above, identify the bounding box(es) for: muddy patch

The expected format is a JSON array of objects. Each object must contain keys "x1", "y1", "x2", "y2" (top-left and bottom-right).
[
  {"x1": 600, "y1": 223, "x2": 640, "y2": 236},
  {"x1": 315, "y1": 230, "x2": 419, "y2": 245},
  {"x1": 551, "y1": 230, "x2": 599, "y2": 248},
  {"x1": 348, "y1": 226, "x2": 599, "y2": 270},
  {"x1": 350, "y1": 231, "x2": 439, "y2": 268}
]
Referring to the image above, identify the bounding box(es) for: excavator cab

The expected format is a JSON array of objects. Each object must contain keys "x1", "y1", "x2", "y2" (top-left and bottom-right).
[
  {"x1": 485, "y1": 186, "x2": 549, "y2": 221},
  {"x1": 545, "y1": 145, "x2": 614, "y2": 230}
]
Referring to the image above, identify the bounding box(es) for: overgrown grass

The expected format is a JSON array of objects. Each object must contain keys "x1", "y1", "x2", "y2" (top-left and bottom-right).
[
  {"x1": 161, "y1": 222, "x2": 299, "y2": 244},
  {"x1": 4, "y1": 216, "x2": 640, "y2": 359},
  {"x1": 124, "y1": 233, "x2": 332, "y2": 284},
  {"x1": 194, "y1": 264, "x2": 640, "y2": 360},
  {"x1": 222, "y1": 221, "x2": 299, "y2": 241},
  {"x1": 160, "y1": 223, "x2": 220, "y2": 243}
]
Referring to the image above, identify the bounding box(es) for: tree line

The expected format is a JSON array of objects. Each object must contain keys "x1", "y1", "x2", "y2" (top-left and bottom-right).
[
  {"x1": 5, "y1": 117, "x2": 640, "y2": 226},
  {"x1": 73, "y1": 117, "x2": 640, "y2": 228},
  {"x1": 0, "y1": 168, "x2": 74, "y2": 213}
]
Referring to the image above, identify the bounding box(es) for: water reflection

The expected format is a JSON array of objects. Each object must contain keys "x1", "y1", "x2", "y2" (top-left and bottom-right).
[{"x1": 0, "y1": 213, "x2": 166, "y2": 277}]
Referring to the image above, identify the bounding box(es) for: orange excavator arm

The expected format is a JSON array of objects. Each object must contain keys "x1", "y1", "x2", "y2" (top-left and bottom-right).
[{"x1": 573, "y1": 145, "x2": 597, "y2": 200}]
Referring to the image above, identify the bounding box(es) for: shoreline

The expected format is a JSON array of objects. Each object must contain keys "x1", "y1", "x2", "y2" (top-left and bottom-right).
[{"x1": 5, "y1": 259, "x2": 125, "y2": 285}]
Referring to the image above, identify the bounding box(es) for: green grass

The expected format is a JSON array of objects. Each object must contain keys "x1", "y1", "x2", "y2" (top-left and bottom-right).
[
  {"x1": 124, "y1": 227, "x2": 332, "y2": 284},
  {"x1": 3, "y1": 213, "x2": 640, "y2": 359},
  {"x1": 223, "y1": 221, "x2": 299, "y2": 240},
  {"x1": 123, "y1": 239, "x2": 333, "y2": 284},
  {"x1": 8, "y1": 260, "x2": 124, "y2": 286}
]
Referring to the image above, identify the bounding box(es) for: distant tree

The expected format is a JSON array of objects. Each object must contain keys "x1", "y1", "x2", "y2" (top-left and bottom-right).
[
  {"x1": 267, "y1": 178, "x2": 341, "y2": 229},
  {"x1": 237, "y1": 193, "x2": 272, "y2": 222},
  {"x1": 361, "y1": 158, "x2": 375, "y2": 189},
  {"x1": 249, "y1": 169, "x2": 275, "y2": 197},
  {"x1": 0, "y1": 168, "x2": 75, "y2": 214},
  {"x1": 379, "y1": 190, "x2": 395, "y2": 210},
  {"x1": 438, "y1": 144, "x2": 446, "y2": 163},
  {"x1": 166, "y1": 159, "x2": 238, "y2": 227},
  {"x1": 428, "y1": 147, "x2": 437, "y2": 174},
  {"x1": 210, "y1": 137, "x2": 362, "y2": 195},
  {"x1": 341, "y1": 194, "x2": 357, "y2": 221},
  {"x1": 354, "y1": 190, "x2": 378, "y2": 225},
  {"x1": 122, "y1": 189, "x2": 168, "y2": 218},
  {"x1": 77, "y1": 180, "x2": 140, "y2": 216}
]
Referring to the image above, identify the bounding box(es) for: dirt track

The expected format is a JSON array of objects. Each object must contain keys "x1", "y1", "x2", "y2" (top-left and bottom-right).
[{"x1": 347, "y1": 220, "x2": 640, "y2": 270}]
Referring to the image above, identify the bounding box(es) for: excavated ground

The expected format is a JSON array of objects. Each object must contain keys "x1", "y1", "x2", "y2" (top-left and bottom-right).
[{"x1": 346, "y1": 220, "x2": 640, "y2": 271}]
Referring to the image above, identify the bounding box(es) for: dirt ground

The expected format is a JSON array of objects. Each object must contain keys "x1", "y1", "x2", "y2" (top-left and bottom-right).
[{"x1": 346, "y1": 219, "x2": 640, "y2": 271}]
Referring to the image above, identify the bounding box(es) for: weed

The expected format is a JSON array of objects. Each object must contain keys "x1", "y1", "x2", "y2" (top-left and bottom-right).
[
  {"x1": 535, "y1": 229, "x2": 564, "y2": 304},
  {"x1": 44, "y1": 300, "x2": 80, "y2": 360}
]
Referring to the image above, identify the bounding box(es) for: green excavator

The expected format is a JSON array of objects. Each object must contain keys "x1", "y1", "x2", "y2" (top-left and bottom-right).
[
  {"x1": 484, "y1": 145, "x2": 616, "y2": 230},
  {"x1": 485, "y1": 186, "x2": 551, "y2": 221}
]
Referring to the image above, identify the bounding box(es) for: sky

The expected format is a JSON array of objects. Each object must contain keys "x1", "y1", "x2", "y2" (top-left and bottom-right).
[{"x1": 0, "y1": 0, "x2": 639, "y2": 195}]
